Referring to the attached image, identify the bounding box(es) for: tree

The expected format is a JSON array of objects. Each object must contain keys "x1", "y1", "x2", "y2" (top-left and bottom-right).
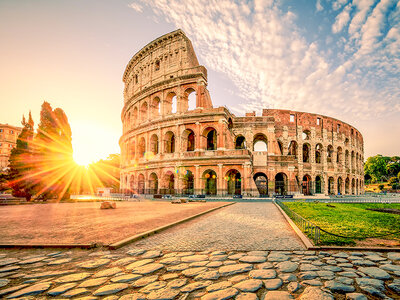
[
  {"x1": 33, "y1": 102, "x2": 73, "y2": 199},
  {"x1": 88, "y1": 154, "x2": 120, "y2": 192},
  {"x1": 364, "y1": 155, "x2": 390, "y2": 182},
  {"x1": 7, "y1": 113, "x2": 35, "y2": 200}
]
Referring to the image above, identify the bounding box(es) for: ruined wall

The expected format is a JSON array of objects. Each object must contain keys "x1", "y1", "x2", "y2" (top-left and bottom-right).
[{"x1": 120, "y1": 30, "x2": 364, "y2": 196}]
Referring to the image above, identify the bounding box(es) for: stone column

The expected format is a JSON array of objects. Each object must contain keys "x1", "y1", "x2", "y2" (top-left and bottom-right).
[
  {"x1": 194, "y1": 165, "x2": 200, "y2": 194},
  {"x1": 217, "y1": 164, "x2": 223, "y2": 196},
  {"x1": 195, "y1": 122, "x2": 201, "y2": 151}
]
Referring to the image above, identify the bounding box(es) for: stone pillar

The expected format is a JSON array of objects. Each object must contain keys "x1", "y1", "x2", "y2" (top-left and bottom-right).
[
  {"x1": 217, "y1": 120, "x2": 225, "y2": 150},
  {"x1": 195, "y1": 122, "x2": 201, "y2": 151},
  {"x1": 217, "y1": 164, "x2": 223, "y2": 196},
  {"x1": 194, "y1": 165, "x2": 200, "y2": 194}
]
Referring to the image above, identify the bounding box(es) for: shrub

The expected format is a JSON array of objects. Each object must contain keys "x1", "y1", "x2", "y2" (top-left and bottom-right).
[
  {"x1": 389, "y1": 177, "x2": 399, "y2": 184},
  {"x1": 378, "y1": 184, "x2": 385, "y2": 191}
]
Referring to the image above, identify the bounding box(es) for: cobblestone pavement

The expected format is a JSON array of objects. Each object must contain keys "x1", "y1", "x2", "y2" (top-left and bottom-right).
[
  {"x1": 131, "y1": 203, "x2": 305, "y2": 251},
  {"x1": 0, "y1": 248, "x2": 399, "y2": 299}
]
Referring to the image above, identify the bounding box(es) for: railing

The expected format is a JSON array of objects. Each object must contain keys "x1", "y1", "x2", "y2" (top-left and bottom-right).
[{"x1": 275, "y1": 200, "x2": 320, "y2": 245}]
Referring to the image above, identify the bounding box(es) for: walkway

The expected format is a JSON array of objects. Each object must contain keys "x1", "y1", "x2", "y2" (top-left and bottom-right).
[{"x1": 130, "y1": 202, "x2": 305, "y2": 251}]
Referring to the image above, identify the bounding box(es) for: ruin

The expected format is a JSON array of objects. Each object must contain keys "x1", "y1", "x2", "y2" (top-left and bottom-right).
[{"x1": 120, "y1": 29, "x2": 364, "y2": 196}]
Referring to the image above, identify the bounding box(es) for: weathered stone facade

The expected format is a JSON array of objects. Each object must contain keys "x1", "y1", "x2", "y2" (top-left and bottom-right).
[
  {"x1": 0, "y1": 123, "x2": 22, "y2": 171},
  {"x1": 120, "y1": 30, "x2": 364, "y2": 196}
]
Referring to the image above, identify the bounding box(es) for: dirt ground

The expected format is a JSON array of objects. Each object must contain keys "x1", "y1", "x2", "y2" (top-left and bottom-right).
[{"x1": 0, "y1": 201, "x2": 229, "y2": 245}]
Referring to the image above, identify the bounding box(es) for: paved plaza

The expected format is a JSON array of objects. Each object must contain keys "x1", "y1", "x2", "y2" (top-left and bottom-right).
[{"x1": 131, "y1": 203, "x2": 305, "y2": 251}]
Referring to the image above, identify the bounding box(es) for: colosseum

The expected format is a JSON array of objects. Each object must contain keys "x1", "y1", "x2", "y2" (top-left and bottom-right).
[{"x1": 120, "y1": 29, "x2": 364, "y2": 197}]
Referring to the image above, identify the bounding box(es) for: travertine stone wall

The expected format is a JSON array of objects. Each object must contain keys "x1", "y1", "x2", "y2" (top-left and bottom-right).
[{"x1": 120, "y1": 30, "x2": 364, "y2": 196}]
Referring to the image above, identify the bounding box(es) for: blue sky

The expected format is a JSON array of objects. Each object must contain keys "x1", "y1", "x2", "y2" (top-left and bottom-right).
[{"x1": 0, "y1": 0, "x2": 399, "y2": 163}]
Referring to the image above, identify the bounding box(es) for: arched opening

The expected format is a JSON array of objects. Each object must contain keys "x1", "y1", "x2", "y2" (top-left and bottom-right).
[
  {"x1": 351, "y1": 178, "x2": 355, "y2": 195},
  {"x1": 162, "y1": 171, "x2": 175, "y2": 195},
  {"x1": 126, "y1": 112, "x2": 131, "y2": 130},
  {"x1": 165, "y1": 92, "x2": 177, "y2": 115},
  {"x1": 149, "y1": 173, "x2": 158, "y2": 194},
  {"x1": 315, "y1": 144, "x2": 322, "y2": 164},
  {"x1": 182, "y1": 170, "x2": 194, "y2": 195},
  {"x1": 164, "y1": 131, "x2": 175, "y2": 153},
  {"x1": 130, "y1": 141, "x2": 136, "y2": 161},
  {"x1": 303, "y1": 143, "x2": 310, "y2": 162},
  {"x1": 172, "y1": 95, "x2": 177, "y2": 113},
  {"x1": 337, "y1": 177, "x2": 343, "y2": 195},
  {"x1": 253, "y1": 133, "x2": 268, "y2": 151},
  {"x1": 302, "y1": 130, "x2": 310, "y2": 140},
  {"x1": 235, "y1": 136, "x2": 246, "y2": 149},
  {"x1": 140, "y1": 102, "x2": 148, "y2": 122},
  {"x1": 275, "y1": 173, "x2": 287, "y2": 195},
  {"x1": 182, "y1": 129, "x2": 195, "y2": 152},
  {"x1": 277, "y1": 141, "x2": 283, "y2": 155},
  {"x1": 345, "y1": 150, "x2": 349, "y2": 168},
  {"x1": 203, "y1": 127, "x2": 217, "y2": 150},
  {"x1": 328, "y1": 177, "x2": 334, "y2": 195},
  {"x1": 227, "y1": 118, "x2": 233, "y2": 130},
  {"x1": 345, "y1": 177, "x2": 350, "y2": 194},
  {"x1": 351, "y1": 151, "x2": 355, "y2": 170},
  {"x1": 138, "y1": 137, "x2": 146, "y2": 158},
  {"x1": 337, "y1": 147, "x2": 342, "y2": 164},
  {"x1": 203, "y1": 169, "x2": 217, "y2": 195},
  {"x1": 150, "y1": 134, "x2": 159, "y2": 155},
  {"x1": 225, "y1": 170, "x2": 241, "y2": 195},
  {"x1": 155, "y1": 60, "x2": 160, "y2": 71},
  {"x1": 185, "y1": 88, "x2": 196, "y2": 111},
  {"x1": 254, "y1": 173, "x2": 268, "y2": 196},
  {"x1": 132, "y1": 107, "x2": 138, "y2": 127},
  {"x1": 315, "y1": 176, "x2": 322, "y2": 194},
  {"x1": 327, "y1": 145, "x2": 334, "y2": 163},
  {"x1": 302, "y1": 174, "x2": 312, "y2": 195},
  {"x1": 138, "y1": 174, "x2": 145, "y2": 194},
  {"x1": 288, "y1": 141, "x2": 298, "y2": 158},
  {"x1": 356, "y1": 179, "x2": 359, "y2": 195},
  {"x1": 151, "y1": 97, "x2": 161, "y2": 118},
  {"x1": 129, "y1": 176, "x2": 135, "y2": 194}
]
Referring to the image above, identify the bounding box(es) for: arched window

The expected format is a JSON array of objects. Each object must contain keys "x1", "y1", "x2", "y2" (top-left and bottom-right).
[
  {"x1": 163, "y1": 171, "x2": 175, "y2": 194},
  {"x1": 327, "y1": 145, "x2": 334, "y2": 163},
  {"x1": 182, "y1": 129, "x2": 195, "y2": 152},
  {"x1": 328, "y1": 177, "x2": 334, "y2": 194},
  {"x1": 337, "y1": 147, "x2": 342, "y2": 164},
  {"x1": 150, "y1": 134, "x2": 159, "y2": 154},
  {"x1": 235, "y1": 136, "x2": 246, "y2": 149},
  {"x1": 155, "y1": 60, "x2": 160, "y2": 71},
  {"x1": 254, "y1": 173, "x2": 268, "y2": 196},
  {"x1": 126, "y1": 112, "x2": 131, "y2": 130},
  {"x1": 275, "y1": 173, "x2": 288, "y2": 195},
  {"x1": 225, "y1": 169, "x2": 241, "y2": 195},
  {"x1": 138, "y1": 174, "x2": 145, "y2": 194},
  {"x1": 288, "y1": 141, "x2": 298, "y2": 158},
  {"x1": 302, "y1": 175, "x2": 312, "y2": 195},
  {"x1": 302, "y1": 130, "x2": 310, "y2": 140},
  {"x1": 165, "y1": 92, "x2": 177, "y2": 115},
  {"x1": 345, "y1": 150, "x2": 350, "y2": 168},
  {"x1": 253, "y1": 133, "x2": 268, "y2": 152},
  {"x1": 165, "y1": 131, "x2": 175, "y2": 153},
  {"x1": 149, "y1": 173, "x2": 158, "y2": 194},
  {"x1": 133, "y1": 107, "x2": 138, "y2": 127},
  {"x1": 345, "y1": 177, "x2": 350, "y2": 194},
  {"x1": 303, "y1": 143, "x2": 310, "y2": 162},
  {"x1": 140, "y1": 102, "x2": 148, "y2": 122},
  {"x1": 277, "y1": 141, "x2": 283, "y2": 155},
  {"x1": 203, "y1": 169, "x2": 217, "y2": 195},
  {"x1": 315, "y1": 144, "x2": 322, "y2": 164},
  {"x1": 203, "y1": 127, "x2": 217, "y2": 150},
  {"x1": 182, "y1": 170, "x2": 194, "y2": 195},
  {"x1": 315, "y1": 176, "x2": 322, "y2": 194},
  {"x1": 337, "y1": 177, "x2": 343, "y2": 195},
  {"x1": 172, "y1": 95, "x2": 177, "y2": 113},
  {"x1": 130, "y1": 141, "x2": 136, "y2": 161},
  {"x1": 185, "y1": 88, "x2": 196, "y2": 111},
  {"x1": 151, "y1": 97, "x2": 161, "y2": 118},
  {"x1": 138, "y1": 137, "x2": 146, "y2": 158}
]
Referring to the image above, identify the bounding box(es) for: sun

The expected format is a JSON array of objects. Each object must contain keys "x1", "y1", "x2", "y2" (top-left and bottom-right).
[{"x1": 73, "y1": 151, "x2": 94, "y2": 166}]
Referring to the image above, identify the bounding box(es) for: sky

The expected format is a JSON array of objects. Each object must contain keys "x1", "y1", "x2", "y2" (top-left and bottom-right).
[{"x1": 0, "y1": 0, "x2": 399, "y2": 164}]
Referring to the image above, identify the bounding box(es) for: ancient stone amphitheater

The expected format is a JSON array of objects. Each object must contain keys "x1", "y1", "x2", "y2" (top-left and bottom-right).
[{"x1": 120, "y1": 30, "x2": 364, "y2": 197}]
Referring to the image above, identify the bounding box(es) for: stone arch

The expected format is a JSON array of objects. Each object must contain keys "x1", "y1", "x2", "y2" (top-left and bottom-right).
[
  {"x1": 184, "y1": 87, "x2": 197, "y2": 111},
  {"x1": 351, "y1": 178, "x2": 355, "y2": 195},
  {"x1": 182, "y1": 129, "x2": 195, "y2": 152},
  {"x1": 151, "y1": 96, "x2": 161, "y2": 118},
  {"x1": 337, "y1": 147, "x2": 343, "y2": 164},
  {"x1": 302, "y1": 130, "x2": 311, "y2": 140},
  {"x1": 150, "y1": 134, "x2": 159, "y2": 155},
  {"x1": 302, "y1": 174, "x2": 312, "y2": 195},
  {"x1": 148, "y1": 172, "x2": 158, "y2": 194},
  {"x1": 203, "y1": 127, "x2": 217, "y2": 150},
  {"x1": 235, "y1": 135, "x2": 246, "y2": 149},
  {"x1": 345, "y1": 177, "x2": 350, "y2": 194},
  {"x1": 140, "y1": 101, "x2": 148, "y2": 122},
  {"x1": 253, "y1": 172, "x2": 268, "y2": 196},
  {"x1": 351, "y1": 151, "x2": 355, "y2": 170},
  {"x1": 327, "y1": 145, "x2": 334, "y2": 163},
  {"x1": 356, "y1": 179, "x2": 359, "y2": 195},
  {"x1": 345, "y1": 150, "x2": 350, "y2": 168},
  {"x1": 138, "y1": 137, "x2": 146, "y2": 158},
  {"x1": 202, "y1": 169, "x2": 217, "y2": 195},
  {"x1": 227, "y1": 118, "x2": 233, "y2": 130},
  {"x1": 337, "y1": 177, "x2": 343, "y2": 194},
  {"x1": 315, "y1": 175, "x2": 322, "y2": 194},
  {"x1": 328, "y1": 177, "x2": 334, "y2": 195},
  {"x1": 303, "y1": 143, "x2": 311, "y2": 162},
  {"x1": 275, "y1": 172, "x2": 288, "y2": 195},
  {"x1": 130, "y1": 140, "x2": 136, "y2": 161},
  {"x1": 126, "y1": 112, "x2": 131, "y2": 130},
  {"x1": 164, "y1": 131, "x2": 175, "y2": 153},
  {"x1": 315, "y1": 144, "x2": 323, "y2": 164},
  {"x1": 132, "y1": 107, "x2": 138, "y2": 127},
  {"x1": 162, "y1": 171, "x2": 175, "y2": 194},
  {"x1": 253, "y1": 133, "x2": 268, "y2": 152},
  {"x1": 288, "y1": 141, "x2": 298, "y2": 158},
  {"x1": 129, "y1": 175, "x2": 135, "y2": 194},
  {"x1": 277, "y1": 140, "x2": 284, "y2": 155},
  {"x1": 225, "y1": 169, "x2": 241, "y2": 195},
  {"x1": 165, "y1": 92, "x2": 177, "y2": 115},
  {"x1": 138, "y1": 173, "x2": 145, "y2": 194},
  {"x1": 182, "y1": 169, "x2": 194, "y2": 195}
]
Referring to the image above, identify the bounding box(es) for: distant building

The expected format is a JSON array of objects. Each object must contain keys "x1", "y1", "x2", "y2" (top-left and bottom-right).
[
  {"x1": 97, "y1": 187, "x2": 112, "y2": 197},
  {"x1": 0, "y1": 123, "x2": 22, "y2": 171}
]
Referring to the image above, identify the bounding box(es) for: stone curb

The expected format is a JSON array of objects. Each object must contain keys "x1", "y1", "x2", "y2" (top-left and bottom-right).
[
  {"x1": 108, "y1": 202, "x2": 236, "y2": 250},
  {"x1": 0, "y1": 243, "x2": 96, "y2": 249},
  {"x1": 273, "y1": 201, "x2": 313, "y2": 249}
]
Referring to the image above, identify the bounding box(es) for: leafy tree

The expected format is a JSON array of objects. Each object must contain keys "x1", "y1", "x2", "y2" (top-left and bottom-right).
[
  {"x1": 378, "y1": 184, "x2": 384, "y2": 191},
  {"x1": 364, "y1": 155, "x2": 390, "y2": 182},
  {"x1": 87, "y1": 154, "x2": 120, "y2": 192},
  {"x1": 389, "y1": 177, "x2": 399, "y2": 184},
  {"x1": 33, "y1": 102, "x2": 73, "y2": 199},
  {"x1": 7, "y1": 113, "x2": 35, "y2": 200}
]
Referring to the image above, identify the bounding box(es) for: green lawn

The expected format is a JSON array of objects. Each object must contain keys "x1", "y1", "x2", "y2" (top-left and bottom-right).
[{"x1": 284, "y1": 202, "x2": 400, "y2": 246}]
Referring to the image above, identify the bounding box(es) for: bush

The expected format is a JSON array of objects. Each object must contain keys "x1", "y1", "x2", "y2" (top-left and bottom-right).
[
  {"x1": 389, "y1": 177, "x2": 399, "y2": 184},
  {"x1": 378, "y1": 184, "x2": 385, "y2": 191}
]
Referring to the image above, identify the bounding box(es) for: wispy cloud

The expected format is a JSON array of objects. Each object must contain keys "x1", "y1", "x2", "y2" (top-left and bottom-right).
[
  {"x1": 128, "y1": 2, "x2": 143, "y2": 13},
  {"x1": 130, "y1": 0, "x2": 400, "y2": 122}
]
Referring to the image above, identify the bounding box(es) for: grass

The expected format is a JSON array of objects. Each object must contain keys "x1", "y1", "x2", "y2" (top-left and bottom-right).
[{"x1": 284, "y1": 202, "x2": 400, "y2": 246}]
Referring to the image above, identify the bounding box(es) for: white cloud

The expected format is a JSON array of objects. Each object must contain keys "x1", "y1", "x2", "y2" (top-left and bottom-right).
[
  {"x1": 332, "y1": 3, "x2": 353, "y2": 33},
  {"x1": 316, "y1": 0, "x2": 323, "y2": 12},
  {"x1": 128, "y1": 2, "x2": 143, "y2": 13}
]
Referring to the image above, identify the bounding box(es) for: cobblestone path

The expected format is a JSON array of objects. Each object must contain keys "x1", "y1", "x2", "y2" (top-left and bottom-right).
[
  {"x1": 0, "y1": 248, "x2": 399, "y2": 299},
  {"x1": 131, "y1": 203, "x2": 305, "y2": 251}
]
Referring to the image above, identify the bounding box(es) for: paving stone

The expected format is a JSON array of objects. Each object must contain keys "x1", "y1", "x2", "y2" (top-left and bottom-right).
[
  {"x1": 228, "y1": 253, "x2": 245, "y2": 260},
  {"x1": 181, "y1": 255, "x2": 208, "y2": 262},
  {"x1": 249, "y1": 269, "x2": 276, "y2": 279},
  {"x1": 61, "y1": 287, "x2": 90, "y2": 298},
  {"x1": 167, "y1": 278, "x2": 187, "y2": 288},
  {"x1": 299, "y1": 271, "x2": 318, "y2": 280},
  {"x1": 18, "y1": 257, "x2": 46, "y2": 265},
  {"x1": 201, "y1": 287, "x2": 238, "y2": 300},
  {"x1": 132, "y1": 275, "x2": 158, "y2": 287},
  {"x1": 207, "y1": 261, "x2": 223, "y2": 268},
  {"x1": 263, "y1": 290, "x2": 294, "y2": 300},
  {"x1": 233, "y1": 279, "x2": 263, "y2": 292},
  {"x1": 0, "y1": 284, "x2": 29, "y2": 297},
  {"x1": 175, "y1": 251, "x2": 195, "y2": 257},
  {"x1": 353, "y1": 260, "x2": 376, "y2": 267},
  {"x1": 358, "y1": 285, "x2": 386, "y2": 298},
  {"x1": 6, "y1": 282, "x2": 51, "y2": 298},
  {"x1": 103, "y1": 296, "x2": 118, "y2": 300},
  {"x1": 236, "y1": 292, "x2": 258, "y2": 300},
  {"x1": 147, "y1": 287, "x2": 180, "y2": 300},
  {"x1": 24, "y1": 270, "x2": 75, "y2": 279},
  {"x1": 388, "y1": 281, "x2": 400, "y2": 293},
  {"x1": 141, "y1": 250, "x2": 162, "y2": 259},
  {"x1": 131, "y1": 263, "x2": 164, "y2": 275},
  {"x1": 210, "y1": 255, "x2": 228, "y2": 261},
  {"x1": 55, "y1": 272, "x2": 91, "y2": 283},
  {"x1": 358, "y1": 267, "x2": 391, "y2": 280},
  {"x1": 127, "y1": 249, "x2": 146, "y2": 256},
  {"x1": 228, "y1": 274, "x2": 248, "y2": 284},
  {"x1": 267, "y1": 252, "x2": 289, "y2": 262},
  {"x1": 211, "y1": 251, "x2": 226, "y2": 256},
  {"x1": 93, "y1": 267, "x2": 122, "y2": 277},
  {"x1": 287, "y1": 281, "x2": 301, "y2": 292},
  {"x1": 263, "y1": 278, "x2": 282, "y2": 290},
  {"x1": 345, "y1": 293, "x2": 368, "y2": 300},
  {"x1": 181, "y1": 280, "x2": 212, "y2": 292},
  {"x1": 0, "y1": 265, "x2": 20, "y2": 273},
  {"x1": 336, "y1": 276, "x2": 354, "y2": 285},
  {"x1": 364, "y1": 255, "x2": 386, "y2": 262},
  {"x1": 247, "y1": 251, "x2": 269, "y2": 256},
  {"x1": 111, "y1": 274, "x2": 142, "y2": 283},
  {"x1": 112, "y1": 257, "x2": 137, "y2": 266},
  {"x1": 338, "y1": 263, "x2": 353, "y2": 268},
  {"x1": 0, "y1": 279, "x2": 9, "y2": 288},
  {"x1": 333, "y1": 252, "x2": 349, "y2": 258},
  {"x1": 78, "y1": 258, "x2": 110, "y2": 269},
  {"x1": 387, "y1": 252, "x2": 400, "y2": 261},
  {"x1": 182, "y1": 267, "x2": 207, "y2": 277},
  {"x1": 298, "y1": 286, "x2": 334, "y2": 300},
  {"x1": 159, "y1": 257, "x2": 181, "y2": 265},
  {"x1": 78, "y1": 277, "x2": 109, "y2": 288},
  {"x1": 195, "y1": 270, "x2": 220, "y2": 280},
  {"x1": 166, "y1": 263, "x2": 189, "y2": 272},
  {"x1": 338, "y1": 271, "x2": 359, "y2": 278},
  {"x1": 276, "y1": 261, "x2": 298, "y2": 272},
  {"x1": 302, "y1": 279, "x2": 323, "y2": 286},
  {"x1": 322, "y1": 265, "x2": 342, "y2": 272},
  {"x1": 279, "y1": 273, "x2": 297, "y2": 282},
  {"x1": 381, "y1": 264, "x2": 400, "y2": 273},
  {"x1": 119, "y1": 294, "x2": 146, "y2": 300},
  {"x1": 239, "y1": 256, "x2": 266, "y2": 263},
  {"x1": 160, "y1": 273, "x2": 178, "y2": 280},
  {"x1": 300, "y1": 263, "x2": 319, "y2": 271},
  {"x1": 126, "y1": 259, "x2": 154, "y2": 270},
  {"x1": 324, "y1": 280, "x2": 355, "y2": 292},
  {"x1": 93, "y1": 283, "x2": 129, "y2": 296},
  {"x1": 0, "y1": 258, "x2": 19, "y2": 267},
  {"x1": 190, "y1": 261, "x2": 209, "y2": 267},
  {"x1": 206, "y1": 281, "x2": 232, "y2": 292},
  {"x1": 355, "y1": 277, "x2": 385, "y2": 291},
  {"x1": 316, "y1": 270, "x2": 335, "y2": 279},
  {"x1": 47, "y1": 283, "x2": 77, "y2": 296},
  {"x1": 311, "y1": 260, "x2": 325, "y2": 266},
  {"x1": 139, "y1": 281, "x2": 167, "y2": 293},
  {"x1": 256, "y1": 262, "x2": 274, "y2": 269},
  {"x1": 47, "y1": 258, "x2": 72, "y2": 265},
  {"x1": 219, "y1": 263, "x2": 253, "y2": 276}
]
